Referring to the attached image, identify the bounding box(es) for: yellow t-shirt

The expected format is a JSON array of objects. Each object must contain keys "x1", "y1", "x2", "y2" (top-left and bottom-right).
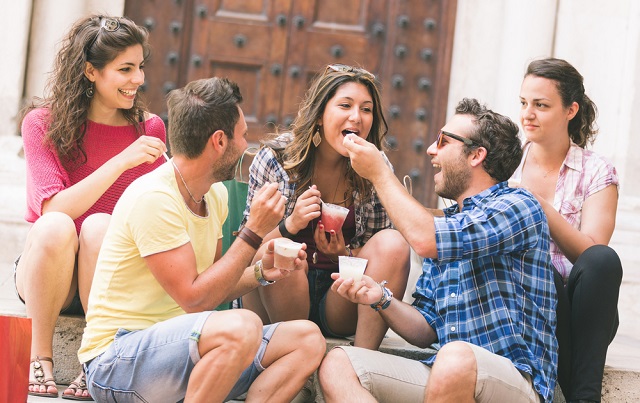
[{"x1": 78, "y1": 161, "x2": 228, "y2": 363}]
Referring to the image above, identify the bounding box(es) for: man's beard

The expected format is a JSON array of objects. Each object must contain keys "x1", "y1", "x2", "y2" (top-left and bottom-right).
[
  {"x1": 435, "y1": 155, "x2": 470, "y2": 202},
  {"x1": 213, "y1": 142, "x2": 242, "y2": 182}
]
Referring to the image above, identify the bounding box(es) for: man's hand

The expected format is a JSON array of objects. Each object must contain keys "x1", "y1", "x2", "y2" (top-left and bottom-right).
[
  {"x1": 330, "y1": 273, "x2": 383, "y2": 305},
  {"x1": 245, "y1": 182, "x2": 286, "y2": 237},
  {"x1": 342, "y1": 133, "x2": 389, "y2": 182},
  {"x1": 261, "y1": 239, "x2": 308, "y2": 281}
]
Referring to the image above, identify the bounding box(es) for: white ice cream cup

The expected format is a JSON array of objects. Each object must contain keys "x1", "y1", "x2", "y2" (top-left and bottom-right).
[
  {"x1": 274, "y1": 238, "x2": 303, "y2": 271},
  {"x1": 338, "y1": 256, "x2": 368, "y2": 282}
]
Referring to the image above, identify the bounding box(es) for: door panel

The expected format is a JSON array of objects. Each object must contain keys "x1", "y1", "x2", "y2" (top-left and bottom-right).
[
  {"x1": 206, "y1": 62, "x2": 263, "y2": 126},
  {"x1": 124, "y1": 0, "x2": 456, "y2": 206},
  {"x1": 279, "y1": 0, "x2": 388, "y2": 132}
]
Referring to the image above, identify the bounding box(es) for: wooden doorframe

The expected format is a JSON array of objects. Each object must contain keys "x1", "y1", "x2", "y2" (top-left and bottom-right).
[{"x1": 427, "y1": 0, "x2": 458, "y2": 208}]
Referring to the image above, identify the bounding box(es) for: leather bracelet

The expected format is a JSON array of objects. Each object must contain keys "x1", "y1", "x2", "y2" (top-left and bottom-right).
[
  {"x1": 240, "y1": 226, "x2": 262, "y2": 244},
  {"x1": 278, "y1": 218, "x2": 295, "y2": 239},
  {"x1": 238, "y1": 226, "x2": 262, "y2": 249},
  {"x1": 254, "y1": 260, "x2": 275, "y2": 286}
]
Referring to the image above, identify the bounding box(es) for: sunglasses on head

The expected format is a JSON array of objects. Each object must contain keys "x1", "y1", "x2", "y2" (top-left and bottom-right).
[
  {"x1": 326, "y1": 64, "x2": 376, "y2": 80},
  {"x1": 85, "y1": 17, "x2": 121, "y2": 57},
  {"x1": 436, "y1": 130, "x2": 484, "y2": 149}
]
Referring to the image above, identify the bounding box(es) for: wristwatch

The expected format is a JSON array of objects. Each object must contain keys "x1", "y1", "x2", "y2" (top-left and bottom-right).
[
  {"x1": 370, "y1": 280, "x2": 393, "y2": 311},
  {"x1": 254, "y1": 260, "x2": 275, "y2": 286}
]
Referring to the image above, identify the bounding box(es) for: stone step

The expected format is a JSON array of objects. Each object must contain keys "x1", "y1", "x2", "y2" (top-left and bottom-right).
[{"x1": 7, "y1": 312, "x2": 639, "y2": 402}]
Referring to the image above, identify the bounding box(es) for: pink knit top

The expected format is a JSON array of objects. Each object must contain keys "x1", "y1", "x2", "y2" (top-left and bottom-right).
[{"x1": 22, "y1": 108, "x2": 166, "y2": 234}]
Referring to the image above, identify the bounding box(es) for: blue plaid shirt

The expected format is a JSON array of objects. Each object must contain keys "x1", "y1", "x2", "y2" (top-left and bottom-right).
[
  {"x1": 413, "y1": 182, "x2": 557, "y2": 402},
  {"x1": 241, "y1": 135, "x2": 392, "y2": 248}
]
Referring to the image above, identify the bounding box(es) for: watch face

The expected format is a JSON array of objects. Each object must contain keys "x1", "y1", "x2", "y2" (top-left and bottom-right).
[{"x1": 254, "y1": 260, "x2": 274, "y2": 286}]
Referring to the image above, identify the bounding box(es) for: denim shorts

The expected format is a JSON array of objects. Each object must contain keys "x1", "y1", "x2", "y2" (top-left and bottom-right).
[
  {"x1": 13, "y1": 255, "x2": 84, "y2": 315},
  {"x1": 307, "y1": 269, "x2": 345, "y2": 338},
  {"x1": 84, "y1": 311, "x2": 279, "y2": 402}
]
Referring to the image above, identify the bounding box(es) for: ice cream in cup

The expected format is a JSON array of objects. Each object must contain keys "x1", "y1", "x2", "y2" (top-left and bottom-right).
[
  {"x1": 338, "y1": 256, "x2": 368, "y2": 282},
  {"x1": 273, "y1": 238, "x2": 303, "y2": 271},
  {"x1": 320, "y1": 201, "x2": 349, "y2": 233}
]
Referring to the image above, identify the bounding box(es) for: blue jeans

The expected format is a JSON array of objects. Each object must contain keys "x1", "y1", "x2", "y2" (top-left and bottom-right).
[
  {"x1": 84, "y1": 311, "x2": 279, "y2": 402},
  {"x1": 307, "y1": 268, "x2": 347, "y2": 338}
]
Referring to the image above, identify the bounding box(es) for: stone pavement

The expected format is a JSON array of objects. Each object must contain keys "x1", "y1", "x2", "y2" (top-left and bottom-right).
[{"x1": 1, "y1": 134, "x2": 638, "y2": 402}]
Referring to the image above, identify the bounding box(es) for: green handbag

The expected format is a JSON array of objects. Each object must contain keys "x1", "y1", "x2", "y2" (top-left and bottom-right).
[{"x1": 217, "y1": 149, "x2": 256, "y2": 310}]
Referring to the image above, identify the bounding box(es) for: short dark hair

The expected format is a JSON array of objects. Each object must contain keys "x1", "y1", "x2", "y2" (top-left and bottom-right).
[
  {"x1": 525, "y1": 58, "x2": 598, "y2": 147},
  {"x1": 167, "y1": 77, "x2": 243, "y2": 158},
  {"x1": 455, "y1": 98, "x2": 522, "y2": 182}
]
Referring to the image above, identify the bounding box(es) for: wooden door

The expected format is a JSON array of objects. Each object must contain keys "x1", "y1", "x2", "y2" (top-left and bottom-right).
[{"x1": 124, "y1": 0, "x2": 457, "y2": 206}]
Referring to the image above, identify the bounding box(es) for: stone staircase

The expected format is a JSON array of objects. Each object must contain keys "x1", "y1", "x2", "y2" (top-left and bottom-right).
[
  {"x1": 1, "y1": 134, "x2": 639, "y2": 402},
  {"x1": 12, "y1": 314, "x2": 640, "y2": 402}
]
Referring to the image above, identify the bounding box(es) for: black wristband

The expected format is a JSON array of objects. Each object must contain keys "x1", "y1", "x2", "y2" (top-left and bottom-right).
[{"x1": 278, "y1": 218, "x2": 295, "y2": 239}]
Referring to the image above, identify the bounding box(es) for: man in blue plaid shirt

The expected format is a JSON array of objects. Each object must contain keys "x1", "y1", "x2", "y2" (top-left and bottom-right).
[{"x1": 319, "y1": 98, "x2": 557, "y2": 403}]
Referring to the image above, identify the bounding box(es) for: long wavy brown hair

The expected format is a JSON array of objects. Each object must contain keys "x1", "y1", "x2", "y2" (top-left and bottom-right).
[
  {"x1": 264, "y1": 65, "x2": 388, "y2": 203},
  {"x1": 20, "y1": 14, "x2": 151, "y2": 168}
]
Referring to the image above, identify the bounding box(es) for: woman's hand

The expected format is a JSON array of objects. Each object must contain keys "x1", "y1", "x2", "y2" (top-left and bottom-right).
[
  {"x1": 114, "y1": 135, "x2": 167, "y2": 171},
  {"x1": 287, "y1": 185, "x2": 322, "y2": 234},
  {"x1": 314, "y1": 221, "x2": 348, "y2": 261},
  {"x1": 330, "y1": 273, "x2": 382, "y2": 305}
]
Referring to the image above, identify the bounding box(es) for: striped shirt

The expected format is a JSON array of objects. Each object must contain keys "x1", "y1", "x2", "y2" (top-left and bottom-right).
[
  {"x1": 511, "y1": 141, "x2": 619, "y2": 280},
  {"x1": 413, "y1": 183, "x2": 558, "y2": 402},
  {"x1": 241, "y1": 134, "x2": 391, "y2": 249}
]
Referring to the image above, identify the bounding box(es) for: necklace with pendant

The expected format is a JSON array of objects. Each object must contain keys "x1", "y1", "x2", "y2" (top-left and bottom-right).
[
  {"x1": 310, "y1": 162, "x2": 350, "y2": 264},
  {"x1": 531, "y1": 149, "x2": 557, "y2": 178},
  {"x1": 172, "y1": 160, "x2": 204, "y2": 204}
]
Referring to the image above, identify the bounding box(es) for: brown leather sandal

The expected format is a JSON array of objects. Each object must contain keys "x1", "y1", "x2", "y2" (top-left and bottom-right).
[
  {"x1": 28, "y1": 355, "x2": 58, "y2": 398},
  {"x1": 62, "y1": 371, "x2": 93, "y2": 401}
]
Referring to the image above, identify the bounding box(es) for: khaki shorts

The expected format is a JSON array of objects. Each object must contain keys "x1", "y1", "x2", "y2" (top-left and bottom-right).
[{"x1": 336, "y1": 342, "x2": 540, "y2": 403}]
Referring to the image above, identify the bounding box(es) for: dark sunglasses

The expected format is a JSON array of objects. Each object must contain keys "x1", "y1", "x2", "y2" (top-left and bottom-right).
[
  {"x1": 85, "y1": 17, "x2": 121, "y2": 58},
  {"x1": 326, "y1": 64, "x2": 376, "y2": 80},
  {"x1": 436, "y1": 130, "x2": 484, "y2": 149}
]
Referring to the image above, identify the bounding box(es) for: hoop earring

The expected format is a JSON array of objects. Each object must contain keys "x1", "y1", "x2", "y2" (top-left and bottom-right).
[
  {"x1": 85, "y1": 83, "x2": 95, "y2": 98},
  {"x1": 312, "y1": 127, "x2": 322, "y2": 147}
]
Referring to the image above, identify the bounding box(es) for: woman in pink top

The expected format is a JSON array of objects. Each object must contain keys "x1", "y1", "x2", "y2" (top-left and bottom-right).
[
  {"x1": 15, "y1": 15, "x2": 166, "y2": 400},
  {"x1": 513, "y1": 58, "x2": 622, "y2": 403}
]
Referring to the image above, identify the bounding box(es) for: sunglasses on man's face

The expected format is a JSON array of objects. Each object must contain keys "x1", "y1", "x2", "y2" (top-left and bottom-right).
[{"x1": 436, "y1": 130, "x2": 483, "y2": 149}]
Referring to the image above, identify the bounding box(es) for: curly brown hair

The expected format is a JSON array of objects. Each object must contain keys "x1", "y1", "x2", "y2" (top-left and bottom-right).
[
  {"x1": 263, "y1": 65, "x2": 388, "y2": 202},
  {"x1": 20, "y1": 14, "x2": 151, "y2": 167},
  {"x1": 455, "y1": 98, "x2": 522, "y2": 182}
]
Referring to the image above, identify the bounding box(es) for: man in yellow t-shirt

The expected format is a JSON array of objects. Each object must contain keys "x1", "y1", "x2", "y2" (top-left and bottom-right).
[{"x1": 78, "y1": 77, "x2": 325, "y2": 402}]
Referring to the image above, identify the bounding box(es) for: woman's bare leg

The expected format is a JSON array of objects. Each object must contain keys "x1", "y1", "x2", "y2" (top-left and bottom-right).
[
  {"x1": 15, "y1": 212, "x2": 79, "y2": 395},
  {"x1": 325, "y1": 229, "x2": 410, "y2": 349}
]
